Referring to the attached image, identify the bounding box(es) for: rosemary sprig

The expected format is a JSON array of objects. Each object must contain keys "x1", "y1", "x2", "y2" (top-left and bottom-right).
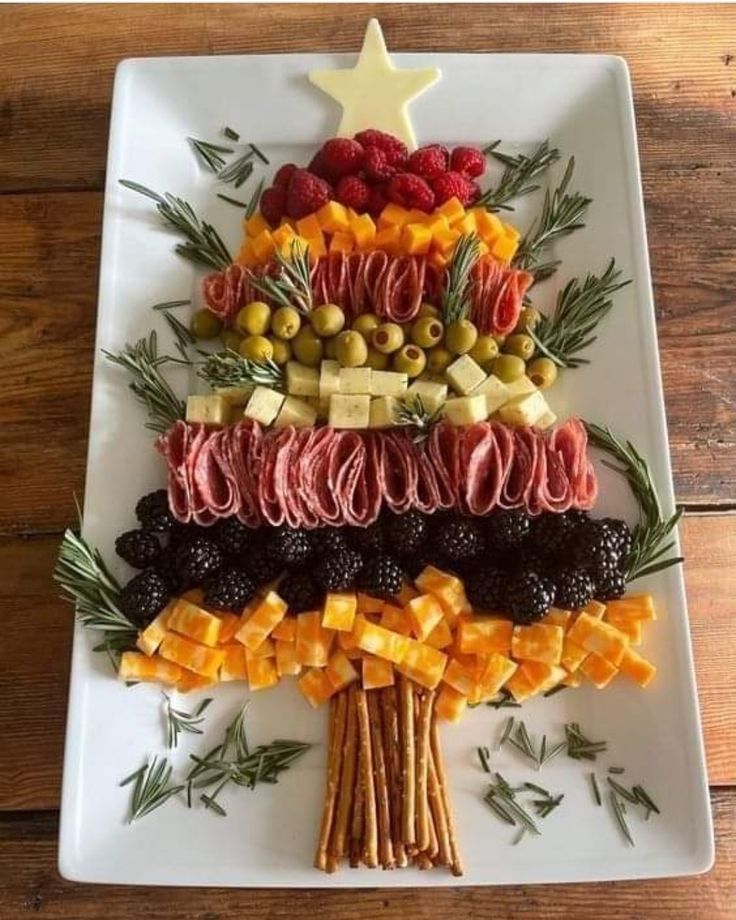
[
  {"x1": 152, "y1": 299, "x2": 190, "y2": 312},
  {"x1": 119, "y1": 180, "x2": 232, "y2": 270},
  {"x1": 197, "y1": 349, "x2": 284, "y2": 391},
  {"x1": 478, "y1": 140, "x2": 561, "y2": 212},
  {"x1": 189, "y1": 137, "x2": 233, "y2": 173},
  {"x1": 440, "y1": 233, "x2": 481, "y2": 323},
  {"x1": 249, "y1": 241, "x2": 313, "y2": 314},
  {"x1": 484, "y1": 775, "x2": 540, "y2": 836},
  {"x1": 609, "y1": 790, "x2": 635, "y2": 846},
  {"x1": 393, "y1": 395, "x2": 439, "y2": 442},
  {"x1": 565, "y1": 722, "x2": 608, "y2": 761},
  {"x1": 502, "y1": 719, "x2": 564, "y2": 768},
  {"x1": 163, "y1": 694, "x2": 213, "y2": 749},
  {"x1": 584, "y1": 423, "x2": 684, "y2": 581},
  {"x1": 120, "y1": 757, "x2": 185, "y2": 822},
  {"x1": 218, "y1": 152, "x2": 254, "y2": 188},
  {"x1": 162, "y1": 310, "x2": 197, "y2": 360},
  {"x1": 246, "y1": 178, "x2": 265, "y2": 220},
  {"x1": 104, "y1": 331, "x2": 186, "y2": 433},
  {"x1": 529, "y1": 259, "x2": 631, "y2": 368}
]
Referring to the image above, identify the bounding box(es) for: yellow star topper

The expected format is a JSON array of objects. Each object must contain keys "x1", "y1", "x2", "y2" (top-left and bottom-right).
[{"x1": 309, "y1": 19, "x2": 440, "y2": 152}]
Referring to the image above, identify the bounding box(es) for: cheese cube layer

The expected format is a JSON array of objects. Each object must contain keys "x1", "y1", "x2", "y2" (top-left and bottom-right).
[
  {"x1": 286, "y1": 361, "x2": 319, "y2": 397},
  {"x1": 329, "y1": 394, "x2": 371, "y2": 429},
  {"x1": 471, "y1": 374, "x2": 511, "y2": 415},
  {"x1": 405, "y1": 379, "x2": 447, "y2": 415},
  {"x1": 186, "y1": 395, "x2": 228, "y2": 425},
  {"x1": 244, "y1": 386, "x2": 285, "y2": 425},
  {"x1": 369, "y1": 396, "x2": 399, "y2": 428},
  {"x1": 495, "y1": 390, "x2": 550, "y2": 428},
  {"x1": 339, "y1": 366, "x2": 373, "y2": 395},
  {"x1": 443, "y1": 394, "x2": 488, "y2": 426},
  {"x1": 319, "y1": 360, "x2": 341, "y2": 400},
  {"x1": 504, "y1": 375, "x2": 537, "y2": 399},
  {"x1": 370, "y1": 370, "x2": 408, "y2": 398},
  {"x1": 446, "y1": 355, "x2": 487, "y2": 395},
  {"x1": 274, "y1": 395, "x2": 317, "y2": 429}
]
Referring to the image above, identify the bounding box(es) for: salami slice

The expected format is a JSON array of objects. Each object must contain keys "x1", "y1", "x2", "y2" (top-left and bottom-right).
[
  {"x1": 380, "y1": 431, "x2": 417, "y2": 513},
  {"x1": 463, "y1": 424, "x2": 505, "y2": 516},
  {"x1": 227, "y1": 421, "x2": 263, "y2": 527},
  {"x1": 538, "y1": 441, "x2": 574, "y2": 513},
  {"x1": 413, "y1": 444, "x2": 443, "y2": 514},
  {"x1": 191, "y1": 428, "x2": 241, "y2": 519},
  {"x1": 333, "y1": 431, "x2": 367, "y2": 526},
  {"x1": 156, "y1": 420, "x2": 194, "y2": 523},
  {"x1": 202, "y1": 264, "x2": 247, "y2": 325}
]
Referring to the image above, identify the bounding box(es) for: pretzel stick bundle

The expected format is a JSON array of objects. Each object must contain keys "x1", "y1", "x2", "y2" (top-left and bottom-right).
[
  {"x1": 330, "y1": 683, "x2": 358, "y2": 861},
  {"x1": 414, "y1": 688, "x2": 434, "y2": 854},
  {"x1": 430, "y1": 715, "x2": 464, "y2": 877},
  {"x1": 399, "y1": 675, "x2": 416, "y2": 849},
  {"x1": 315, "y1": 693, "x2": 348, "y2": 870},
  {"x1": 381, "y1": 685, "x2": 408, "y2": 868},
  {"x1": 356, "y1": 687, "x2": 379, "y2": 868},
  {"x1": 367, "y1": 689, "x2": 395, "y2": 869}
]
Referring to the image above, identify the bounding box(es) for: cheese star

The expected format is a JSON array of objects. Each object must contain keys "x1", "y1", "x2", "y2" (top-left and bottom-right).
[{"x1": 309, "y1": 18, "x2": 440, "y2": 151}]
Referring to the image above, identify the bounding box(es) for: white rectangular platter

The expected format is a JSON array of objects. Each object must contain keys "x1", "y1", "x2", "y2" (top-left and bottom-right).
[{"x1": 59, "y1": 51, "x2": 714, "y2": 886}]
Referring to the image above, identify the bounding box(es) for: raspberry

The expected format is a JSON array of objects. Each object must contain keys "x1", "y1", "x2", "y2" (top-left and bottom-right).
[
  {"x1": 431, "y1": 171, "x2": 478, "y2": 207},
  {"x1": 363, "y1": 145, "x2": 396, "y2": 181},
  {"x1": 260, "y1": 186, "x2": 286, "y2": 225},
  {"x1": 308, "y1": 150, "x2": 332, "y2": 181},
  {"x1": 387, "y1": 173, "x2": 435, "y2": 212},
  {"x1": 354, "y1": 129, "x2": 408, "y2": 168},
  {"x1": 320, "y1": 138, "x2": 365, "y2": 180},
  {"x1": 286, "y1": 169, "x2": 332, "y2": 220},
  {"x1": 273, "y1": 163, "x2": 298, "y2": 190},
  {"x1": 407, "y1": 144, "x2": 449, "y2": 179},
  {"x1": 336, "y1": 175, "x2": 371, "y2": 211},
  {"x1": 450, "y1": 146, "x2": 486, "y2": 179},
  {"x1": 367, "y1": 184, "x2": 389, "y2": 217}
]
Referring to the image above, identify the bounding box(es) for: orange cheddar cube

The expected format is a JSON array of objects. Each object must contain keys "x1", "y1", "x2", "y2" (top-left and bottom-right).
[
  {"x1": 541, "y1": 608, "x2": 573, "y2": 631},
  {"x1": 304, "y1": 232, "x2": 327, "y2": 261},
  {"x1": 435, "y1": 684, "x2": 467, "y2": 723},
  {"x1": 159, "y1": 633, "x2": 224, "y2": 679},
  {"x1": 566, "y1": 613, "x2": 629, "y2": 667},
  {"x1": 606, "y1": 613, "x2": 643, "y2": 646},
  {"x1": 216, "y1": 612, "x2": 241, "y2": 645},
  {"x1": 397, "y1": 638, "x2": 447, "y2": 690},
  {"x1": 504, "y1": 667, "x2": 538, "y2": 703},
  {"x1": 437, "y1": 196, "x2": 466, "y2": 225},
  {"x1": 580, "y1": 651, "x2": 619, "y2": 689},
  {"x1": 246, "y1": 212, "x2": 270, "y2": 237},
  {"x1": 329, "y1": 231, "x2": 354, "y2": 254},
  {"x1": 469, "y1": 652, "x2": 518, "y2": 704},
  {"x1": 250, "y1": 229, "x2": 276, "y2": 262},
  {"x1": 180, "y1": 588, "x2": 206, "y2": 605},
  {"x1": 167, "y1": 599, "x2": 222, "y2": 647},
  {"x1": 275, "y1": 639, "x2": 302, "y2": 677},
  {"x1": 350, "y1": 213, "x2": 377, "y2": 250},
  {"x1": 354, "y1": 618, "x2": 410, "y2": 665},
  {"x1": 176, "y1": 668, "x2": 217, "y2": 693},
  {"x1": 425, "y1": 616, "x2": 454, "y2": 650},
  {"x1": 432, "y1": 226, "x2": 461, "y2": 256},
  {"x1": 362, "y1": 655, "x2": 395, "y2": 689},
  {"x1": 271, "y1": 224, "x2": 295, "y2": 248},
  {"x1": 425, "y1": 213, "x2": 450, "y2": 236},
  {"x1": 298, "y1": 667, "x2": 336, "y2": 708},
  {"x1": 380, "y1": 604, "x2": 412, "y2": 636},
  {"x1": 560, "y1": 636, "x2": 589, "y2": 673},
  {"x1": 374, "y1": 225, "x2": 402, "y2": 254},
  {"x1": 219, "y1": 644, "x2": 247, "y2": 681},
  {"x1": 458, "y1": 616, "x2": 514, "y2": 655},
  {"x1": 296, "y1": 610, "x2": 335, "y2": 666},
  {"x1": 490, "y1": 233, "x2": 518, "y2": 264},
  {"x1": 405, "y1": 593, "x2": 445, "y2": 641},
  {"x1": 583, "y1": 600, "x2": 607, "y2": 620},
  {"x1": 317, "y1": 200, "x2": 350, "y2": 234},
  {"x1": 326, "y1": 649, "x2": 360, "y2": 691},
  {"x1": 250, "y1": 637, "x2": 275, "y2": 658},
  {"x1": 394, "y1": 583, "x2": 419, "y2": 607},
  {"x1": 605, "y1": 594, "x2": 656, "y2": 622},
  {"x1": 357, "y1": 593, "x2": 384, "y2": 615},
  {"x1": 235, "y1": 590, "x2": 287, "y2": 652},
  {"x1": 296, "y1": 213, "x2": 323, "y2": 239},
  {"x1": 136, "y1": 603, "x2": 174, "y2": 656},
  {"x1": 512, "y1": 623, "x2": 564, "y2": 665},
  {"x1": 271, "y1": 617, "x2": 297, "y2": 643},
  {"x1": 476, "y1": 209, "x2": 504, "y2": 242},
  {"x1": 378, "y1": 203, "x2": 410, "y2": 228},
  {"x1": 455, "y1": 212, "x2": 478, "y2": 236},
  {"x1": 236, "y1": 241, "x2": 258, "y2": 268},
  {"x1": 337, "y1": 624, "x2": 360, "y2": 655},
  {"x1": 618, "y1": 647, "x2": 657, "y2": 688},
  {"x1": 519, "y1": 660, "x2": 567, "y2": 696},
  {"x1": 427, "y1": 251, "x2": 449, "y2": 272},
  {"x1": 119, "y1": 651, "x2": 182, "y2": 685},
  {"x1": 245, "y1": 652, "x2": 279, "y2": 691},
  {"x1": 503, "y1": 222, "x2": 521, "y2": 243},
  {"x1": 401, "y1": 222, "x2": 432, "y2": 256},
  {"x1": 561, "y1": 669, "x2": 582, "y2": 688},
  {"x1": 322, "y1": 592, "x2": 358, "y2": 632},
  {"x1": 442, "y1": 657, "x2": 478, "y2": 696}
]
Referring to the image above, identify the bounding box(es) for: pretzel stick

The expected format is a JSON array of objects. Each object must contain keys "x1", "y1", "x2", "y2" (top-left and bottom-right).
[
  {"x1": 399, "y1": 675, "x2": 416, "y2": 847},
  {"x1": 367, "y1": 690, "x2": 395, "y2": 869},
  {"x1": 314, "y1": 692, "x2": 347, "y2": 871},
  {"x1": 428, "y1": 746, "x2": 451, "y2": 867},
  {"x1": 415, "y1": 688, "x2": 434, "y2": 854},
  {"x1": 426, "y1": 791, "x2": 439, "y2": 860},
  {"x1": 349, "y1": 738, "x2": 365, "y2": 868},
  {"x1": 430, "y1": 716, "x2": 464, "y2": 877},
  {"x1": 330, "y1": 684, "x2": 358, "y2": 860},
  {"x1": 356, "y1": 688, "x2": 379, "y2": 868},
  {"x1": 381, "y1": 685, "x2": 407, "y2": 868},
  {"x1": 325, "y1": 853, "x2": 339, "y2": 874},
  {"x1": 415, "y1": 851, "x2": 433, "y2": 870}
]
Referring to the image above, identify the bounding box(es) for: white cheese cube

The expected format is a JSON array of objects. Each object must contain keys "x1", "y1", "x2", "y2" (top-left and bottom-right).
[
  {"x1": 445, "y1": 355, "x2": 487, "y2": 395},
  {"x1": 274, "y1": 396, "x2": 318, "y2": 429},
  {"x1": 286, "y1": 361, "x2": 319, "y2": 397},
  {"x1": 339, "y1": 366, "x2": 373, "y2": 395},
  {"x1": 495, "y1": 390, "x2": 549, "y2": 427},
  {"x1": 369, "y1": 396, "x2": 399, "y2": 429},
  {"x1": 329, "y1": 394, "x2": 371, "y2": 429},
  {"x1": 214, "y1": 386, "x2": 254, "y2": 407},
  {"x1": 505, "y1": 375, "x2": 537, "y2": 399},
  {"x1": 535, "y1": 408, "x2": 558, "y2": 430},
  {"x1": 185, "y1": 395, "x2": 228, "y2": 425},
  {"x1": 405, "y1": 380, "x2": 447, "y2": 416},
  {"x1": 443, "y1": 394, "x2": 488, "y2": 426},
  {"x1": 319, "y1": 360, "x2": 341, "y2": 400},
  {"x1": 243, "y1": 386, "x2": 285, "y2": 426},
  {"x1": 471, "y1": 374, "x2": 511, "y2": 415},
  {"x1": 370, "y1": 370, "x2": 408, "y2": 398}
]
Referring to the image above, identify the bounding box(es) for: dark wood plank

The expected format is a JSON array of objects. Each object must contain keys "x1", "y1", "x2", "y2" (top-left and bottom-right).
[
  {"x1": 1, "y1": 513, "x2": 733, "y2": 812},
  {"x1": 0, "y1": 788, "x2": 733, "y2": 918}
]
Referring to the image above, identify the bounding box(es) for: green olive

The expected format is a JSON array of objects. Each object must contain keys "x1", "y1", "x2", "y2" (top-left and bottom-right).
[
  {"x1": 526, "y1": 357, "x2": 558, "y2": 390},
  {"x1": 469, "y1": 335, "x2": 500, "y2": 368},
  {"x1": 291, "y1": 326, "x2": 324, "y2": 367},
  {"x1": 310, "y1": 303, "x2": 346, "y2": 338},
  {"x1": 270, "y1": 338, "x2": 292, "y2": 366},
  {"x1": 515, "y1": 306, "x2": 542, "y2": 334},
  {"x1": 372, "y1": 322, "x2": 405, "y2": 355},
  {"x1": 235, "y1": 301, "x2": 271, "y2": 336},
  {"x1": 220, "y1": 330, "x2": 244, "y2": 353},
  {"x1": 411, "y1": 316, "x2": 444, "y2": 349},
  {"x1": 503, "y1": 333, "x2": 536, "y2": 361},
  {"x1": 271, "y1": 306, "x2": 301, "y2": 341},
  {"x1": 324, "y1": 335, "x2": 339, "y2": 360},
  {"x1": 417, "y1": 302, "x2": 440, "y2": 320},
  {"x1": 190, "y1": 308, "x2": 223, "y2": 340},
  {"x1": 492, "y1": 353, "x2": 526, "y2": 383},
  {"x1": 393, "y1": 344, "x2": 427, "y2": 378},
  {"x1": 364, "y1": 346, "x2": 390, "y2": 370},
  {"x1": 444, "y1": 319, "x2": 479, "y2": 355},
  {"x1": 239, "y1": 335, "x2": 274, "y2": 362},
  {"x1": 426, "y1": 345, "x2": 453, "y2": 375},
  {"x1": 336, "y1": 330, "x2": 368, "y2": 368},
  {"x1": 351, "y1": 313, "x2": 381, "y2": 338}
]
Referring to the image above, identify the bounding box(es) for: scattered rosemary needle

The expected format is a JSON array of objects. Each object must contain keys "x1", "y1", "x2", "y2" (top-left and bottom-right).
[
  {"x1": 609, "y1": 791, "x2": 635, "y2": 846},
  {"x1": 486, "y1": 691, "x2": 522, "y2": 710},
  {"x1": 162, "y1": 310, "x2": 197, "y2": 360},
  {"x1": 152, "y1": 299, "x2": 191, "y2": 312},
  {"x1": 189, "y1": 137, "x2": 233, "y2": 173},
  {"x1": 249, "y1": 241, "x2": 314, "y2": 314},
  {"x1": 245, "y1": 178, "x2": 265, "y2": 220},
  {"x1": 565, "y1": 722, "x2": 608, "y2": 761},
  {"x1": 223, "y1": 126, "x2": 240, "y2": 142},
  {"x1": 589, "y1": 772, "x2": 602, "y2": 806},
  {"x1": 121, "y1": 757, "x2": 185, "y2": 822},
  {"x1": 218, "y1": 152, "x2": 254, "y2": 188},
  {"x1": 197, "y1": 349, "x2": 284, "y2": 391},
  {"x1": 477, "y1": 140, "x2": 561, "y2": 212},
  {"x1": 440, "y1": 233, "x2": 481, "y2": 323},
  {"x1": 478, "y1": 746, "x2": 492, "y2": 773},
  {"x1": 249, "y1": 142, "x2": 270, "y2": 166},
  {"x1": 163, "y1": 694, "x2": 213, "y2": 749},
  {"x1": 217, "y1": 193, "x2": 250, "y2": 208}
]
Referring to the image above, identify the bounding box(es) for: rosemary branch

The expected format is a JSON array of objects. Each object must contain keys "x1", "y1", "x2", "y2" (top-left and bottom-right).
[
  {"x1": 249, "y1": 241, "x2": 314, "y2": 314},
  {"x1": 120, "y1": 757, "x2": 185, "y2": 822},
  {"x1": 478, "y1": 140, "x2": 561, "y2": 212},
  {"x1": 189, "y1": 138, "x2": 233, "y2": 173},
  {"x1": 197, "y1": 350, "x2": 284, "y2": 391},
  {"x1": 441, "y1": 233, "x2": 481, "y2": 323},
  {"x1": 393, "y1": 395, "x2": 439, "y2": 442},
  {"x1": 163, "y1": 694, "x2": 213, "y2": 749}
]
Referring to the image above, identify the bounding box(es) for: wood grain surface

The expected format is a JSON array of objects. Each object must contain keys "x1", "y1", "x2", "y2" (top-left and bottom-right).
[{"x1": 1, "y1": 3, "x2": 735, "y2": 916}]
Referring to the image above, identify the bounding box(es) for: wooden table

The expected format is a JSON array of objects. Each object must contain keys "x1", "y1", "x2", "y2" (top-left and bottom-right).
[{"x1": 2, "y1": 3, "x2": 735, "y2": 915}]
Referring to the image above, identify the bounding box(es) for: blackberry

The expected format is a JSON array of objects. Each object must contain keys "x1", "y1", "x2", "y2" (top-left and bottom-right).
[
  {"x1": 312, "y1": 527, "x2": 350, "y2": 557},
  {"x1": 466, "y1": 568, "x2": 506, "y2": 611},
  {"x1": 528, "y1": 513, "x2": 575, "y2": 560},
  {"x1": 571, "y1": 522, "x2": 621, "y2": 571},
  {"x1": 135, "y1": 490, "x2": 176, "y2": 533},
  {"x1": 279, "y1": 569, "x2": 324, "y2": 613},
  {"x1": 168, "y1": 522, "x2": 210, "y2": 547},
  {"x1": 383, "y1": 511, "x2": 428, "y2": 559},
  {"x1": 346, "y1": 522, "x2": 384, "y2": 554},
  {"x1": 204, "y1": 568, "x2": 256, "y2": 611},
  {"x1": 484, "y1": 510, "x2": 530, "y2": 550},
  {"x1": 243, "y1": 545, "x2": 285, "y2": 587},
  {"x1": 213, "y1": 518, "x2": 258, "y2": 559},
  {"x1": 173, "y1": 537, "x2": 223, "y2": 587},
  {"x1": 593, "y1": 567, "x2": 626, "y2": 601},
  {"x1": 564, "y1": 509, "x2": 591, "y2": 528},
  {"x1": 516, "y1": 546, "x2": 550, "y2": 575},
  {"x1": 505, "y1": 571, "x2": 556, "y2": 625},
  {"x1": 553, "y1": 568, "x2": 595, "y2": 610},
  {"x1": 266, "y1": 527, "x2": 313, "y2": 566},
  {"x1": 402, "y1": 553, "x2": 432, "y2": 581},
  {"x1": 357, "y1": 554, "x2": 404, "y2": 598},
  {"x1": 119, "y1": 570, "x2": 170, "y2": 627},
  {"x1": 115, "y1": 529, "x2": 161, "y2": 569},
  {"x1": 154, "y1": 546, "x2": 184, "y2": 592},
  {"x1": 598, "y1": 518, "x2": 633, "y2": 558},
  {"x1": 314, "y1": 548, "x2": 364, "y2": 592},
  {"x1": 431, "y1": 516, "x2": 484, "y2": 564}
]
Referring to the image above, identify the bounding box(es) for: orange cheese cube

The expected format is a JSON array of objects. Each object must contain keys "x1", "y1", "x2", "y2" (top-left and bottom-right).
[
  {"x1": 503, "y1": 222, "x2": 521, "y2": 243},
  {"x1": 458, "y1": 616, "x2": 513, "y2": 655},
  {"x1": 322, "y1": 592, "x2": 358, "y2": 632},
  {"x1": 477, "y1": 241, "x2": 490, "y2": 257},
  {"x1": 455, "y1": 213, "x2": 478, "y2": 236},
  {"x1": 180, "y1": 588, "x2": 206, "y2": 605},
  {"x1": 469, "y1": 652, "x2": 518, "y2": 704},
  {"x1": 406, "y1": 208, "x2": 430, "y2": 224},
  {"x1": 317, "y1": 201, "x2": 350, "y2": 234},
  {"x1": 442, "y1": 657, "x2": 478, "y2": 696},
  {"x1": 425, "y1": 213, "x2": 450, "y2": 236},
  {"x1": 296, "y1": 610, "x2": 335, "y2": 666},
  {"x1": 427, "y1": 251, "x2": 449, "y2": 271},
  {"x1": 437, "y1": 196, "x2": 466, "y2": 225},
  {"x1": 167, "y1": 599, "x2": 222, "y2": 647},
  {"x1": 245, "y1": 652, "x2": 279, "y2": 691},
  {"x1": 561, "y1": 669, "x2": 583, "y2": 688},
  {"x1": 298, "y1": 667, "x2": 336, "y2": 708},
  {"x1": 250, "y1": 229, "x2": 276, "y2": 261},
  {"x1": 236, "y1": 241, "x2": 258, "y2": 268},
  {"x1": 618, "y1": 648, "x2": 657, "y2": 688},
  {"x1": 519, "y1": 660, "x2": 567, "y2": 695},
  {"x1": 362, "y1": 655, "x2": 395, "y2": 689},
  {"x1": 401, "y1": 222, "x2": 432, "y2": 256},
  {"x1": 246, "y1": 212, "x2": 271, "y2": 237},
  {"x1": 504, "y1": 667, "x2": 538, "y2": 703},
  {"x1": 350, "y1": 213, "x2": 377, "y2": 250},
  {"x1": 378, "y1": 203, "x2": 410, "y2": 228},
  {"x1": 271, "y1": 617, "x2": 297, "y2": 643},
  {"x1": 275, "y1": 639, "x2": 302, "y2": 677},
  {"x1": 136, "y1": 603, "x2": 174, "y2": 656},
  {"x1": 249, "y1": 637, "x2": 275, "y2": 658},
  {"x1": 606, "y1": 613, "x2": 643, "y2": 645},
  {"x1": 280, "y1": 235, "x2": 309, "y2": 260},
  {"x1": 605, "y1": 595, "x2": 656, "y2": 621},
  {"x1": 397, "y1": 638, "x2": 447, "y2": 690},
  {"x1": 119, "y1": 651, "x2": 182, "y2": 685},
  {"x1": 326, "y1": 649, "x2": 360, "y2": 691},
  {"x1": 394, "y1": 583, "x2": 419, "y2": 607},
  {"x1": 337, "y1": 625, "x2": 360, "y2": 656},
  {"x1": 560, "y1": 636, "x2": 589, "y2": 673},
  {"x1": 435, "y1": 684, "x2": 467, "y2": 723},
  {"x1": 296, "y1": 213, "x2": 323, "y2": 239},
  {"x1": 219, "y1": 644, "x2": 248, "y2": 681},
  {"x1": 432, "y1": 226, "x2": 461, "y2": 256},
  {"x1": 357, "y1": 593, "x2": 384, "y2": 615},
  {"x1": 271, "y1": 224, "x2": 295, "y2": 247},
  {"x1": 490, "y1": 233, "x2": 518, "y2": 264},
  {"x1": 580, "y1": 651, "x2": 619, "y2": 689},
  {"x1": 374, "y1": 225, "x2": 402, "y2": 254},
  {"x1": 176, "y1": 668, "x2": 217, "y2": 693},
  {"x1": 415, "y1": 566, "x2": 470, "y2": 625},
  {"x1": 329, "y1": 231, "x2": 354, "y2": 254},
  {"x1": 405, "y1": 593, "x2": 445, "y2": 641},
  {"x1": 380, "y1": 604, "x2": 412, "y2": 636},
  {"x1": 566, "y1": 613, "x2": 629, "y2": 667},
  {"x1": 216, "y1": 612, "x2": 241, "y2": 645},
  {"x1": 354, "y1": 618, "x2": 410, "y2": 665},
  {"x1": 512, "y1": 623, "x2": 564, "y2": 665},
  {"x1": 159, "y1": 633, "x2": 224, "y2": 679},
  {"x1": 541, "y1": 608, "x2": 573, "y2": 631},
  {"x1": 476, "y1": 210, "x2": 504, "y2": 242},
  {"x1": 583, "y1": 600, "x2": 607, "y2": 620},
  {"x1": 304, "y1": 232, "x2": 327, "y2": 261},
  {"x1": 425, "y1": 616, "x2": 454, "y2": 650},
  {"x1": 235, "y1": 590, "x2": 287, "y2": 652}
]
